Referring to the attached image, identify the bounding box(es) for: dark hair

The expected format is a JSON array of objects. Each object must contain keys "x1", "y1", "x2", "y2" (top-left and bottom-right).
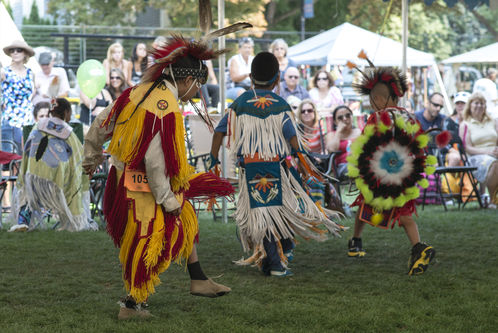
[
  {"x1": 106, "y1": 68, "x2": 129, "y2": 100},
  {"x1": 251, "y1": 52, "x2": 279, "y2": 87},
  {"x1": 33, "y1": 101, "x2": 51, "y2": 119},
  {"x1": 312, "y1": 69, "x2": 334, "y2": 88},
  {"x1": 131, "y1": 42, "x2": 148, "y2": 73},
  {"x1": 331, "y1": 105, "x2": 353, "y2": 130},
  {"x1": 429, "y1": 92, "x2": 443, "y2": 102},
  {"x1": 49, "y1": 98, "x2": 71, "y2": 120}
]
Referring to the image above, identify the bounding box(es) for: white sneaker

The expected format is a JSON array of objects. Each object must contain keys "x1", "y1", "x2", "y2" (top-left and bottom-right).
[{"x1": 8, "y1": 224, "x2": 28, "y2": 232}]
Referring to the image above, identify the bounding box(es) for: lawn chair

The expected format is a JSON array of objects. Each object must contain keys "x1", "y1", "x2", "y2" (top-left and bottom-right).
[
  {"x1": 185, "y1": 114, "x2": 237, "y2": 220},
  {"x1": 89, "y1": 154, "x2": 110, "y2": 224},
  {"x1": 421, "y1": 138, "x2": 482, "y2": 211},
  {"x1": 0, "y1": 145, "x2": 22, "y2": 227}
]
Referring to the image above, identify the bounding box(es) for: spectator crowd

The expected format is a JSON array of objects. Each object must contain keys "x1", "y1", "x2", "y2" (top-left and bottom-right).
[{"x1": 0, "y1": 35, "x2": 497, "y2": 232}]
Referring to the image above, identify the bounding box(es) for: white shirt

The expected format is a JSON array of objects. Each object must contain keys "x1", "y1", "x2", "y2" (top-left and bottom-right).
[
  {"x1": 33, "y1": 67, "x2": 70, "y2": 104},
  {"x1": 473, "y1": 78, "x2": 498, "y2": 119}
]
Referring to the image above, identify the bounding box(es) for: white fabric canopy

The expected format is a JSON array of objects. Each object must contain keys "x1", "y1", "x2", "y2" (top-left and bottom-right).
[
  {"x1": 442, "y1": 42, "x2": 498, "y2": 64},
  {"x1": 0, "y1": 3, "x2": 40, "y2": 72},
  {"x1": 288, "y1": 22, "x2": 435, "y2": 67}
]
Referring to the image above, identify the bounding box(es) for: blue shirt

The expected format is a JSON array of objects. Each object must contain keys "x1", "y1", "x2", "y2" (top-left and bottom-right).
[
  {"x1": 415, "y1": 109, "x2": 446, "y2": 131},
  {"x1": 276, "y1": 81, "x2": 310, "y2": 101}
]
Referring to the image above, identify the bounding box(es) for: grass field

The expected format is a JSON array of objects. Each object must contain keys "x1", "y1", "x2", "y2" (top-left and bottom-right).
[{"x1": 0, "y1": 205, "x2": 497, "y2": 333}]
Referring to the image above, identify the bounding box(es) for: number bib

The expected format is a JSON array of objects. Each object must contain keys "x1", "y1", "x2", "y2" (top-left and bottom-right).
[{"x1": 124, "y1": 166, "x2": 151, "y2": 192}]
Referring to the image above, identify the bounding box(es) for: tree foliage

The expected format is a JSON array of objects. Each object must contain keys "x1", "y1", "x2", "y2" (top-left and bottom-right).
[
  {"x1": 48, "y1": 0, "x2": 135, "y2": 26},
  {"x1": 23, "y1": 1, "x2": 52, "y2": 25},
  {"x1": 45, "y1": 0, "x2": 495, "y2": 60}
]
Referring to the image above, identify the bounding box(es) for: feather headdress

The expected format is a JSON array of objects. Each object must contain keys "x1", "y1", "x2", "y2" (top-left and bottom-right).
[
  {"x1": 349, "y1": 50, "x2": 408, "y2": 100},
  {"x1": 143, "y1": 0, "x2": 252, "y2": 84}
]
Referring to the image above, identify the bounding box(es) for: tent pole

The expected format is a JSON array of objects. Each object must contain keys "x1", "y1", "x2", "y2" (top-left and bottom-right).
[
  {"x1": 401, "y1": 0, "x2": 408, "y2": 107},
  {"x1": 432, "y1": 61, "x2": 452, "y2": 115},
  {"x1": 218, "y1": 0, "x2": 228, "y2": 223}
]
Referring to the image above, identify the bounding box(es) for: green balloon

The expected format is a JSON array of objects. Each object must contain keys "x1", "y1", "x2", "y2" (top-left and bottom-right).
[{"x1": 77, "y1": 59, "x2": 106, "y2": 99}]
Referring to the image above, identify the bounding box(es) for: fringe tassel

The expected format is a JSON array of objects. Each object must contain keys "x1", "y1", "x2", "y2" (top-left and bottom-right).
[
  {"x1": 235, "y1": 165, "x2": 343, "y2": 253},
  {"x1": 104, "y1": 168, "x2": 129, "y2": 246},
  {"x1": 119, "y1": 196, "x2": 199, "y2": 303},
  {"x1": 184, "y1": 172, "x2": 235, "y2": 200},
  {"x1": 21, "y1": 174, "x2": 91, "y2": 231},
  {"x1": 231, "y1": 113, "x2": 291, "y2": 160},
  {"x1": 102, "y1": 87, "x2": 132, "y2": 128}
]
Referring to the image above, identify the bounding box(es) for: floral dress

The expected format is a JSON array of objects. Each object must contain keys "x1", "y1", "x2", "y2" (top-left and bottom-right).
[{"x1": 1, "y1": 66, "x2": 34, "y2": 128}]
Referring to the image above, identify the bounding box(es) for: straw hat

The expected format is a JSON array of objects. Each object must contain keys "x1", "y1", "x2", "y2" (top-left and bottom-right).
[{"x1": 3, "y1": 39, "x2": 35, "y2": 57}]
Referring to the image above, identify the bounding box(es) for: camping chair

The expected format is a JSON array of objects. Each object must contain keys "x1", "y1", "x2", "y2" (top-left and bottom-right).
[
  {"x1": 0, "y1": 143, "x2": 22, "y2": 227},
  {"x1": 184, "y1": 114, "x2": 237, "y2": 220},
  {"x1": 303, "y1": 118, "x2": 346, "y2": 213},
  {"x1": 421, "y1": 138, "x2": 482, "y2": 211},
  {"x1": 89, "y1": 154, "x2": 110, "y2": 223}
]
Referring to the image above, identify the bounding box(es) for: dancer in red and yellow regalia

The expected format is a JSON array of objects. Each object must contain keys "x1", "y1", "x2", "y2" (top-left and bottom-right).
[{"x1": 83, "y1": 34, "x2": 241, "y2": 319}]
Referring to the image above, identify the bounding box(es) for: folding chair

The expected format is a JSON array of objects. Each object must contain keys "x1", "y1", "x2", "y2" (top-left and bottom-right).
[
  {"x1": 0, "y1": 143, "x2": 22, "y2": 227},
  {"x1": 421, "y1": 139, "x2": 483, "y2": 210},
  {"x1": 184, "y1": 114, "x2": 237, "y2": 220},
  {"x1": 89, "y1": 154, "x2": 110, "y2": 223}
]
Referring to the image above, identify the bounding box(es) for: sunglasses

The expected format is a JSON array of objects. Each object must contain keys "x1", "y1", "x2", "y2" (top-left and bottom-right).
[
  {"x1": 301, "y1": 108, "x2": 314, "y2": 114},
  {"x1": 9, "y1": 48, "x2": 24, "y2": 54},
  {"x1": 110, "y1": 76, "x2": 122, "y2": 80},
  {"x1": 287, "y1": 75, "x2": 299, "y2": 79},
  {"x1": 336, "y1": 113, "x2": 352, "y2": 121},
  {"x1": 430, "y1": 101, "x2": 443, "y2": 109},
  {"x1": 317, "y1": 77, "x2": 328, "y2": 81}
]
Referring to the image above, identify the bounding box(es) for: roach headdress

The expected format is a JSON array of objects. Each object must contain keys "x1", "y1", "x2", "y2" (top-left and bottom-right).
[{"x1": 348, "y1": 50, "x2": 408, "y2": 101}]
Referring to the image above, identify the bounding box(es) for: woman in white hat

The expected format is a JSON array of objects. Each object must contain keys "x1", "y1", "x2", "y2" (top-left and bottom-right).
[{"x1": 1, "y1": 40, "x2": 36, "y2": 153}]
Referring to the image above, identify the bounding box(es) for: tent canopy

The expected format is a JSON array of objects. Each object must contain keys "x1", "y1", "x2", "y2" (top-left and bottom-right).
[
  {"x1": 442, "y1": 42, "x2": 498, "y2": 64},
  {"x1": 0, "y1": 3, "x2": 40, "y2": 71},
  {"x1": 288, "y1": 22, "x2": 435, "y2": 67}
]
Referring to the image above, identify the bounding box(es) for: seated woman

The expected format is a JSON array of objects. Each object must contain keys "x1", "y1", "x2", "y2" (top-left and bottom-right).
[
  {"x1": 106, "y1": 68, "x2": 128, "y2": 101},
  {"x1": 33, "y1": 101, "x2": 50, "y2": 122},
  {"x1": 127, "y1": 42, "x2": 147, "y2": 87},
  {"x1": 459, "y1": 92, "x2": 498, "y2": 208},
  {"x1": 226, "y1": 37, "x2": 254, "y2": 101},
  {"x1": 309, "y1": 69, "x2": 344, "y2": 120},
  {"x1": 10, "y1": 98, "x2": 96, "y2": 231},
  {"x1": 79, "y1": 87, "x2": 112, "y2": 125},
  {"x1": 296, "y1": 99, "x2": 327, "y2": 154},
  {"x1": 269, "y1": 38, "x2": 296, "y2": 81},
  {"x1": 103, "y1": 42, "x2": 130, "y2": 86},
  {"x1": 326, "y1": 105, "x2": 361, "y2": 179}
]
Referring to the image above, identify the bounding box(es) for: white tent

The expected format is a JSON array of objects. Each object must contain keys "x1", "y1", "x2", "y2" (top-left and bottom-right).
[
  {"x1": 442, "y1": 42, "x2": 498, "y2": 64},
  {"x1": 288, "y1": 22, "x2": 436, "y2": 67},
  {"x1": 0, "y1": 3, "x2": 40, "y2": 72}
]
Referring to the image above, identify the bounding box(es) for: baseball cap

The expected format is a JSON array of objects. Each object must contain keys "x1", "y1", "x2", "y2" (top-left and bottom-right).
[
  {"x1": 39, "y1": 52, "x2": 53, "y2": 65},
  {"x1": 454, "y1": 91, "x2": 470, "y2": 104}
]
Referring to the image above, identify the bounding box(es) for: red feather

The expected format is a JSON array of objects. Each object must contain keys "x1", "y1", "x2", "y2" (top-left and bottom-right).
[
  {"x1": 144, "y1": 34, "x2": 223, "y2": 83},
  {"x1": 435, "y1": 130, "x2": 452, "y2": 148},
  {"x1": 379, "y1": 111, "x2": 392, "y2": 127},
  {"x1": 390, "y1": 82, "x2": 401, "y2": 97},
  {"x1": 365, "y1": 77, "x2": 378, "y2": 89},
  {"x1": 380, "y1": 73, "x2": 393, "y2": 82}
]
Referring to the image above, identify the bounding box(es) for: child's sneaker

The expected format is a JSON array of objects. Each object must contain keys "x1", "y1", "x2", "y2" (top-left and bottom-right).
[
  {"x1": 348, "y1": 238, "x2": 366, "y2": 257},
  {"x1": 8, "y1": 224, "x2": 28, "y2": 232},
  {"x1": 270, "y1": 269, "x2": 293, "y2": 277},
  {"x1": 284, "y1": 250, "x2": 294, "y2": 262},
  {"x1": 408, "y1": 242, "x2": 435, "y2": 276}
]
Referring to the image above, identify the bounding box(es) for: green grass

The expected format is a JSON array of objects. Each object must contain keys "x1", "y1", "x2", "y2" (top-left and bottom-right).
[{"x1": 0, "y1": 205, "x2": 497, "y2": 333}]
